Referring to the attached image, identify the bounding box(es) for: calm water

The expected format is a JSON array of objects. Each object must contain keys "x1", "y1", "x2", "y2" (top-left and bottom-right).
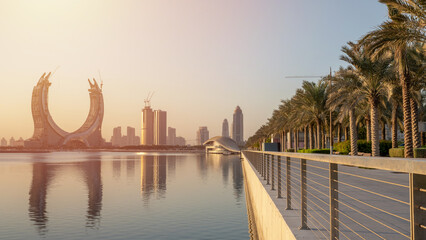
[{"x1": 0, "y1": 152, "x2": 255, "y2": 240}]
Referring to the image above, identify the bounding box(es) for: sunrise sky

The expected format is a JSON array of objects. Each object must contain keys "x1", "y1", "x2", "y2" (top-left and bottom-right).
[{"x1": 0, "y1": 0, "x2": 387, "y2": 144}]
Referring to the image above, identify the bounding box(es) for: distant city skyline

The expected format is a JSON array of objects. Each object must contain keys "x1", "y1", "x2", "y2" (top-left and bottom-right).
[{"x1": 0, "y1": 1, "x2": 388, "y2": 143}]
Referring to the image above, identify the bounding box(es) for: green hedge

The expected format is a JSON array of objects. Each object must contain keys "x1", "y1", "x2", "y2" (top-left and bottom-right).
[
  {"x1": 414, "y1": 148, "x2": 426, "y2": 158},
  {"x1": 389, "y1": 148, "x2": 405, "y2": 158},
  {"x1": 286, "y1": 148, "x2": 295, "y2": 152},
  {"x1": 334, "y1": 141, "x2": 351, "y2": 154},
  {"x1": 297, "y1": 149, "x2": 330, "y2": 154},
  {"x1": 333, "y1": 140, "x2": 392, "y2": 156},
  {"x1": 379, "y1": 141, "x2": 393, "y2": 157}
]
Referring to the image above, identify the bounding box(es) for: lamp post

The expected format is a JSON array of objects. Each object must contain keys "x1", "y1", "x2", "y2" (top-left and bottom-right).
[{"x1": 329, "y1": 68, "x2": 333, "y2": 155}]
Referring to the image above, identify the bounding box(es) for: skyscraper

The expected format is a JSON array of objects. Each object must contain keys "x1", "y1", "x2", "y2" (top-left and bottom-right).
[
  {"x1": 154, "y1": 110, "x2": 167, "y2": 145},
  {"x1": 167, "y1": 127, "x2": 176, "y2": 145},
  {"x1": 222, "y1": 119, "x2": 229, "y2": 138},
  {"x1": 127, "y1": 126, "x2": 136, "y2": 145},
  {"x1": 0, "y1": 137, "x2": 7, "y2": 146},
  {"x1": 232, "y1": 106, "x2": 244, "y2": 145},
  {"x1": 196, "y1": 126, "x2": 209, "y2": 145},
  {"x1": 175, "y1": 136, "x2": 186, "y2": 146},
  {"x1": 141, "y1": 106, "x2": 154, "y2": 145},
  {"x1": 111, "y1": 127, "x2": 122, "y2": 146},
  {"x1": 9, "y1": 137, "x2": 15, "y2": 147}
]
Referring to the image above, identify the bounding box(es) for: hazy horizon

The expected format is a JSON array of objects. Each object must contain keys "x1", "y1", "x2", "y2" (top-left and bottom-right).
[{"x1": 0, "y1": 0, "x2": 387, "y2": 144}]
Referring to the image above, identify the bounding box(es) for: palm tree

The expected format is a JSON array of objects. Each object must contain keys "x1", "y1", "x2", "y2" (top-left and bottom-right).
[
  {"x1": 406, "y1": 44, "x2": 426, "y2": 148},
  {"x1": 386, "y1": 80, "x2": 403, "y2": 148},
  {"x1": 292, "y1": 80, "x2": 329, "y2": 149},
  {"x1": 328, "y1": 67, "x2": 364, "y2": 156},
  {"x1": 360, "y1": 0, "x2": 425, "y2": 157},
  {"x1": 341, "y1": 42, "x2": 392, "y2": 156}
]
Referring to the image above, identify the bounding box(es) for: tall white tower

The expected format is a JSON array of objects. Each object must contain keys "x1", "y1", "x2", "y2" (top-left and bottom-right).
[{"x1": 232, "y1": 106, "x2": 244, "y2": 145}]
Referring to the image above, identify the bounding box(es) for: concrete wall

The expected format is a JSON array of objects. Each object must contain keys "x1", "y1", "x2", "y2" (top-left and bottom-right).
[{"x1": 242, "y1": 154, "x2": 316, "y2": 240}]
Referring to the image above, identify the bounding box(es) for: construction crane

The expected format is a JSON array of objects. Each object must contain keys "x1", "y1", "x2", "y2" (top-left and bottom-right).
[
  {"x1": 285, "y1": 75, "x2": 323, "y2": 79},
  {"x1": 144, "y1": 91, "x2": 155, "y2": 108}
]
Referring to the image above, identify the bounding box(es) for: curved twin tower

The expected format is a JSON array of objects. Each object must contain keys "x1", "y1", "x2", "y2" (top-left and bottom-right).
[{"x1": 25, "y1": 73, "x2": 104, "y2": 148}]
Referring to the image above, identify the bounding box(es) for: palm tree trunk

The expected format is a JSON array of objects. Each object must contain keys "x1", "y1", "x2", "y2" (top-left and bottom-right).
[
  {"x1": 391, "y1": 104, "x2": 398, "y2": 148},
  {"x1": 370, "y1": 100, "x2": 380, "y2": 157},
  {"x1": 295, "y1": 129, "x2": 299, "y2": 151},
  {"x1": 381, "y1": 122, "x2": 386, "y2": 140},
  {"x1": 411, "y1": 98, "x2": 421, "y2": 149},
  {"x1": 366, "y1": 118, "x2": 371, "y2": 142},
  {"x1": 283, "y1": 131, "x2": 286, "y2": 151},
  {"x1": 316, "y1": 119, "x2": 321, "y2": 149},
  {"x1": 309, "y1": 124, "x2": 313, "y2": 149},
  {"x1": 400, "y1": 61, "x2": 413, "y2": 158},
  {"x1": 337, "y1": 124, "x2": 341, "y2": 143},
  {"x1": 349, "y1": 108, "x2": 358, "y2": 156},
  {"x1": 322, "y1": 126, "x2": 326, "y2": 149},
  {"x1": 304, "y1": 126, "x2": 307, "y2": 150},
  {"x1": 344, "y1": 126, "x2": 348, "y2": 141}
]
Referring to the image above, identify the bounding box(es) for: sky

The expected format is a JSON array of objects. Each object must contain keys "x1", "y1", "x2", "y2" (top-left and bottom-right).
[{"x1": 0, "y1": 0, "x2": 388, "y2": 144}]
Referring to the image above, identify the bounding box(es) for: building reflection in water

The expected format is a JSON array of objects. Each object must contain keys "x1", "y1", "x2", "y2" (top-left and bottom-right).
[
  {"x1": 167, "y1": 155, "x2": 176, "y2": 179},
  {"x1": 28, "y1": 160, "x2": 54, "y2": 235},
  {"x1": 28, "y1": 157, "x2": 103, "y2": 235},
  {"x1": 112, "y1": 157, "x2": 121, "y2": 178},
  {"x1": 140, "y1": 155, "x2": 167, "y2": 204},
  {"x1": 198, "y1": 154, "x2": 244, "y2": 201},
  {"x1": 126, "y1": 155, "x2": 135, "y2": 179}
]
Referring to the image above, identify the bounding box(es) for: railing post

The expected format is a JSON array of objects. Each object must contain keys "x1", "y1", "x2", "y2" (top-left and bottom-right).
[
  {"x1": 271, "y1": 155, "x2": 275, "y2": 190},
  {"x1": 277, "y1": 156, "x2": 282, "y2": 198},
  {"x1": 330, "y1": 163, "x2": 339, "y2": 239},
  {"x1": 261, "y1": 153, "x2": 265, "y2": 178},
  {"x1": 267, "y1": 154, "x2": 270, "y2": 185},
  {"x1": 286, "y1": 157, "x2": 292, "y2": 210},
  {"x1": 263, "y1": 154, "x2": 268, "y2": 180},
  {"x1": 300, "y1": 158, "x2": 308, "y2": 230},
  {"x1": 258, "y1": 153, "x2": 261, "y2": 173},
  {"x1": 410, "y1": 173, "x2": 426, "y2": 240}
]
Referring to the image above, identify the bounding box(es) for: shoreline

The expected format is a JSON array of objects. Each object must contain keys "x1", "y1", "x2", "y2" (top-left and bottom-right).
[{"x1": 0, "y1": 149, "x2": 206, "y2": 154}]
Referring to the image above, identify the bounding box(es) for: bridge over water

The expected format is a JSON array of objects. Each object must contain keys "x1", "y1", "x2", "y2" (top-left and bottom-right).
[{"x1": 241, "y1": 151, "x2": 426, "y2": 240}]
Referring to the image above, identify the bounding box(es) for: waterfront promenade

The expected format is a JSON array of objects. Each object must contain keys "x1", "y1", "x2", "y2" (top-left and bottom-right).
[{"x1": 242, "y1": 151, "x2": 426, "y2": 239}]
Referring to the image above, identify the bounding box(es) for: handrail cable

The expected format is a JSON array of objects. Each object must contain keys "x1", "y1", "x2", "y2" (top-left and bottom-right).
[
  {"x1": 306, "y1": 182, "x2": 329, "y2": 198},
  {"x1": 307, "y1": 177, "x2": 330, "y2": 190},
  {"x1": 335, "y1": 216, "x2": 366, "y2": 240},
  {"x1": 335, "y1": 189, "x2": 410, "y2": 222},
  {"x1": 305, "y1": 212, "x2": 330, "y2": 239},
  {"x1": 337, "y1": 208, "x2": 386, "y2": 240},
  {"x1": 306, "y1": 186, "x2": 330, "y2": 209},
  {"x1": 335, "y1": 170, "x2": 409, "y2": 188},
  {"x1": 305, "y1": 207, "x2": 330, "y2": 230},
  {"x1": 333, "y1": 225, "x2": 353, "y2": 240},
  {"x1": 306, "y1": 199, "x2": 330, "y2": 224},
  {"x1": 336, "y1": 180, "x2": 409, "y2": 205},
  {"x1": 336, "y1": 199, "x2": 410, "y2": 238},
  {"x1": 304, "y1": 169, "x2": 329, "y2": 180},
  {"x1": 305, "y1": 163, "x2": 330, "y2": 172},
  {"x1": 305, "y1": 213, "x2": 329, "y2": 240}
]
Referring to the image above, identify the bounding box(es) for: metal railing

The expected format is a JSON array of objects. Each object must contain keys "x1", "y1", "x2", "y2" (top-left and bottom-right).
[{"x1": 243, "y1": 150, "x2": 426, "y2": 240}]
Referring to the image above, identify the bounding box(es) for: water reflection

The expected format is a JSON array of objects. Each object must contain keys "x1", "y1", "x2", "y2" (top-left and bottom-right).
[
  {"x1": 21, "y1": 153, "x2": 250, "y2": 239},
  {"x1": 140, "y1": 155, "x2": 167, "y2": 203},
  {"x1": 112, "y1": 158, "x2": 121, "y2": 178},
  {"x1": 28, "y1": 158, "x2": 103, "y2": 234},
  {"x1": 28, "y1": 161, "x2": 53, "y2": 235},
  {"x1": 202, "y1": 154, "x2": 244, "y2": 201},
  {"x1": 126, "y1": 155, "x2": 135, "y2": 179}
]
